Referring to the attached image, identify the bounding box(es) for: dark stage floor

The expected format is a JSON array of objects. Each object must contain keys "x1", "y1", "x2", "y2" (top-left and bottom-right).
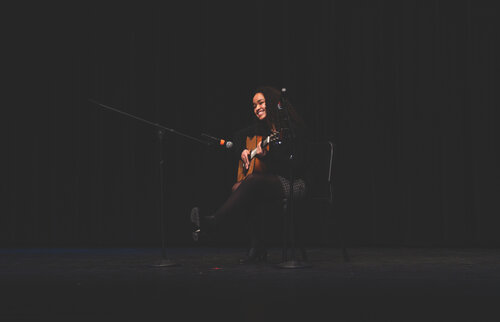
[{"x1": 1, "y1": 247, "x2": 500, "y2": 321}]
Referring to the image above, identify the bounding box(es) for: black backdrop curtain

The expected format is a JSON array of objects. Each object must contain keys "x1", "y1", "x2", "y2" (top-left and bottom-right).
[{"x1": 3, "y1": 0, "x2": 499, "y2": 247}]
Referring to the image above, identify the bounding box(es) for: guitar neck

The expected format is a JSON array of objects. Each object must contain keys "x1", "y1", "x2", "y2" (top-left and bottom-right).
[{"x1": 249, "y1": 135, "x2": 270, "y2": 160}]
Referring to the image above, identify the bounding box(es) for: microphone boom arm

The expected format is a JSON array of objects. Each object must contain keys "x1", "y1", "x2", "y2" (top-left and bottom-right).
[{"x1": 88, "y1": 98, "x2": 208, "y2": 146}]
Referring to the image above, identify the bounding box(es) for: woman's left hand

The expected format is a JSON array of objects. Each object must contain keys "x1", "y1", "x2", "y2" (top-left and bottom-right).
[{"x1": 255, "y1": 141, "x2": 268, "y2": 157}]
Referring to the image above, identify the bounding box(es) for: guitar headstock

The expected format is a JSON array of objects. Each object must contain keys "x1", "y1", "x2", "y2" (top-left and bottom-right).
[
  {"x1": 263, "y1": 131, "x2": 281, "y2": 147},
  {"x1": 269, "y1": 131, "x2": 280, "y2": 142}
]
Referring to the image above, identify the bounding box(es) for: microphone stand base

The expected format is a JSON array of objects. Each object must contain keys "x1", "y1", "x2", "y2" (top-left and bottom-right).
[
  {"x1": 277, "y1": 260, "x2": 312, "y2": 269},
  {"x1": 151, "y1": 259, "x2": 180, "y2": 268}
]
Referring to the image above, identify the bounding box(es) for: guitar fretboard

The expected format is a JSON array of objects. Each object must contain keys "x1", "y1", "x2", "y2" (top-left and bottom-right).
[{"x1": 249, "y1": 136, "x2": 271, "y2": 160}]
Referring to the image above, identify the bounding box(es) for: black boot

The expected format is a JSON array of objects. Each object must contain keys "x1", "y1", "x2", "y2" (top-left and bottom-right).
[
  {"x1": 239, "y1": 247, "x2": 267, "y2": 264},
  {"x1": 190, "y1": 207, "x2": 216, "y2": 243}
]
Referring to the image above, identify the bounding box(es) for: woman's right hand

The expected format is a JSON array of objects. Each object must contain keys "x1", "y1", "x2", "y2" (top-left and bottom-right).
[{"x1": 241, "y1": 149, "x2": 250, "y2": 169}]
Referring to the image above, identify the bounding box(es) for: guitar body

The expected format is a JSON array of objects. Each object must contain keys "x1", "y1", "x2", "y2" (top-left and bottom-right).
[{"x1": 237, "y1": 136, "x2": 267, "y2": 182}]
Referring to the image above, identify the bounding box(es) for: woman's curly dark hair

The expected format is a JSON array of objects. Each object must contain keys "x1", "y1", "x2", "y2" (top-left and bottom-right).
[{"x1": 251, "y1": 86, "x2": 305, "y2": 130}]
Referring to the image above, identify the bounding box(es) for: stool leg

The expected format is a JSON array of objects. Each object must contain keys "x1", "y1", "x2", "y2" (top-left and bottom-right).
[{"x1": 282, "y1": 198, "x2": 288, "y2": 262}]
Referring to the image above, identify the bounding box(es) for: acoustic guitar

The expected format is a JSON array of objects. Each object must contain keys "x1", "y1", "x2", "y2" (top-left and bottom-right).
[{"x1": 237, "y1": 132, "x2": 279, "y2": 182}]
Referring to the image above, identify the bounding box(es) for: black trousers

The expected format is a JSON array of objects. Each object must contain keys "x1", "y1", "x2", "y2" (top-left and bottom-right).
[{"x1": 212, "y1": 173, "x2": 285, "y2": 247}]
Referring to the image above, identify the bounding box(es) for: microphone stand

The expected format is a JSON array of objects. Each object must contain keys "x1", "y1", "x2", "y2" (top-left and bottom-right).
[
  {"x1": 276, "y1": 89, "x2": 311, "y2": 269},
  {"x1": 89, "y1": 99, "x2": 208, "y2": 267}
]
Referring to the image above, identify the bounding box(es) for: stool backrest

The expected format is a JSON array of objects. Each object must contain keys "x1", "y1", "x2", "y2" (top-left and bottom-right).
[{"x1": 304, "y1": 140, "x2": 335, "y2": 203}]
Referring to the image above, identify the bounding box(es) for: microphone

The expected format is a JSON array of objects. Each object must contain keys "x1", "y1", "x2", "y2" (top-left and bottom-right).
[
  {"x1": 201, "y1": 133, "x2": 234, "y2": 149},
  {"x1": 278, "y1": 87, "x2": 287, "y2": 110}
]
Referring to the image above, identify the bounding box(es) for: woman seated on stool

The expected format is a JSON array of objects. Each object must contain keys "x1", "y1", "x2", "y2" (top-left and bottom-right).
[{"x1": 191, "y1": 86, "x2": 308, "y2": 263}]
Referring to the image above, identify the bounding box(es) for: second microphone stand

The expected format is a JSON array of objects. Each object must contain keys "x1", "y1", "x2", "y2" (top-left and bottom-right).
[{"x1": 277, "y1": 89, "x2": 311, "y2": 269}]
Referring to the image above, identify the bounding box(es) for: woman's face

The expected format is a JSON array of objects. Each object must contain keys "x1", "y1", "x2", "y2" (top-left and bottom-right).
[{"x1": 252, "y1": 93, "x2": 267, "y2": 120}]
